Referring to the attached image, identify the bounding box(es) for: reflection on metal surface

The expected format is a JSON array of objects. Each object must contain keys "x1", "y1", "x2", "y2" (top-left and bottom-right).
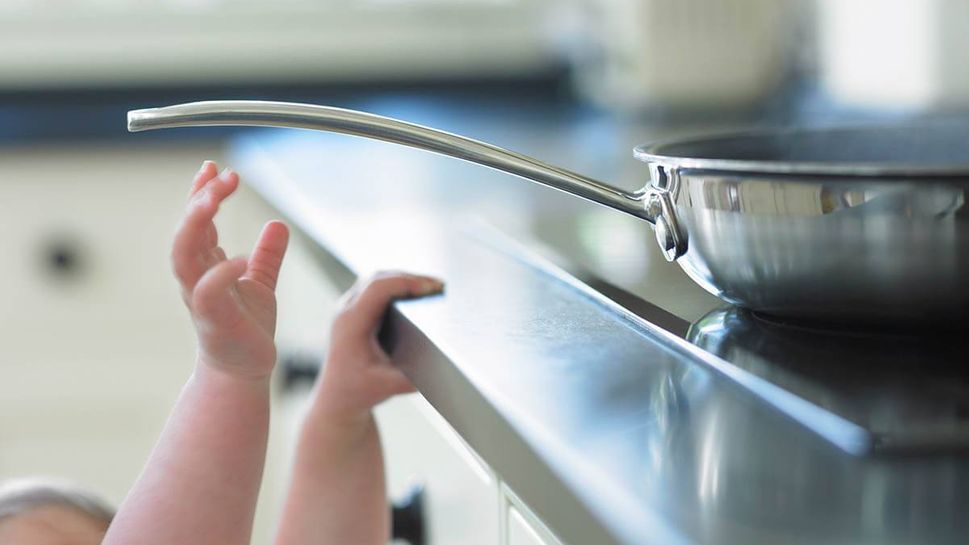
[
  {"x1": 576, "y1": 211, "x2": 651, "y2": 285},
  {"x1": 686, "y1": 307, "x2": 969, "y2": 453},
  {"x1": 695, "y1": 406, "x2": 723, "y2": 505}
]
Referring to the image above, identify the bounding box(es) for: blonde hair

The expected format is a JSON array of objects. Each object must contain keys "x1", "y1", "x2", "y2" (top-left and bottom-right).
[{"x1": 0, "y1": 478, "x2": 114, "y2": 525}]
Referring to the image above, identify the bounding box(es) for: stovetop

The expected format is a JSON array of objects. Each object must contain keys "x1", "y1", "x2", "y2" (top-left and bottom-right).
[{"x1": 494, "y1": 215, "x2": 969, "y2": 456}]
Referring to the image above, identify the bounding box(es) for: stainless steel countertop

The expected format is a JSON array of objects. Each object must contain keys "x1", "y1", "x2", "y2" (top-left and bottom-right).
[{"x1": 230, "y1": 103, "x2": 969, "y2": 545}]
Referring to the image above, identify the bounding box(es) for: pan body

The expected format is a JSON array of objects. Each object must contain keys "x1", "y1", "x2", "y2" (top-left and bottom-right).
[
  {"x1": 661, "y1": 170, "x2": 968, "y2": 322},
  {"x1": 636, "y1": 124, "x2": 969, "y2": 323}
]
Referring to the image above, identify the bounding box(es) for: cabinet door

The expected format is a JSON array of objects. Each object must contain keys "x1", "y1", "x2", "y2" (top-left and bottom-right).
[
  {"x1": 0, "y1": 144, "x2": 223, "y2": 501},
  {"x1": 377, "y1": 394, "x2": 500, "y2": 545}
]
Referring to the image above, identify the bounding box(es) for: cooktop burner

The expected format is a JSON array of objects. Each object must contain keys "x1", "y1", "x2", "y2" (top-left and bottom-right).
[
  {"x1": 687, "y1": 307, "x2": 969, "y2": 453},
  {"x1": 475, "y1": 218, "x2": 969, "y2": 456}
]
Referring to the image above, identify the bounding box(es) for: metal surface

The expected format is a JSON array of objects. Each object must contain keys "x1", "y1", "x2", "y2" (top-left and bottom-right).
[
  {"x1": 686, "y1": 307, "x2": 969, "y2": 453},
  {"x1": 232, "y1": 127, "x2": 969, "y2": 545},
  {"x1": 657, "y1": 168, "x2": 969, "y2": 321},
  {"x1": 520, "y1": 187, "x2": 969, "y2": 454},
  {"x1": 128, "y1": 100, "x2": 969, "y2": 321}
]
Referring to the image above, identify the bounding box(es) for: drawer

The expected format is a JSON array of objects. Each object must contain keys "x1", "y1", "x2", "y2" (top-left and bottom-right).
[{"x1": 0, "y1": 144, "x2": 225, "y2": 367}]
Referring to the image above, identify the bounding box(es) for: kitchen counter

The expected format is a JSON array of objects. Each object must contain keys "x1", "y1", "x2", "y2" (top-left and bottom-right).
[{"x1": 228, "y1": 98, "x2": 969, "y2": 545}]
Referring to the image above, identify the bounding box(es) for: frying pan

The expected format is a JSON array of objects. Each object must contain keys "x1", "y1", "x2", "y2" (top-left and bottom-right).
[{"x1": 127, "y1": 101, "x2": 969, "y2": 322}]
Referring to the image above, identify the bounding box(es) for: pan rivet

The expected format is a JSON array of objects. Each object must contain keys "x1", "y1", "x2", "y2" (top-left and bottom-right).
[{"x1": 654, "y1": 215, "x2": 677, "y2": 262}]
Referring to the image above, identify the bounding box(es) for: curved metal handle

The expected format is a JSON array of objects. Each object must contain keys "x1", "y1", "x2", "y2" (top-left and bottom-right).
[{"x1": 127, "y1": 100, "x2": 653, "y2": 222}]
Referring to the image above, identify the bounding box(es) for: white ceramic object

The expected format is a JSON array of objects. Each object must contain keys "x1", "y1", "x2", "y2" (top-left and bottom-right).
[
  {"x1": 818, "y1": 0, "x2": 969, "y2": 110},
  {"x1": 567, "y1": 0, "x2": 794, "y2": 111}
]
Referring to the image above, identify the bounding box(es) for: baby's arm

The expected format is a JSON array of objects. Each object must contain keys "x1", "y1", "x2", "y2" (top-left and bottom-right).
[
  {"x1": 274, "y1": 273, "x2": 444, "y2": 545},
  {"x1": 103, "y1": 162, "x2": 289, "y2": 545}
]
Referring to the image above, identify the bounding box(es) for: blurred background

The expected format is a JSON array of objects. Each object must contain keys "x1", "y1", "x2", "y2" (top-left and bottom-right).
[{"x1": 1, "y1": 0, "x2": 968, "y2": 543}]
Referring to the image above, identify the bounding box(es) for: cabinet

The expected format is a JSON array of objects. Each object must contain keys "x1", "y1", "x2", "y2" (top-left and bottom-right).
[
  {"x1": 376, "y1": 392, "x2": 569, "y2": 545},
  {"x1": 378, "y1": 396, "x2": 566, "y2": 545},
  {"x1": 0, "y1": 143, "x2": 310, "y2": 544},
  {"x1": 0, "y1": 143, "x2": 224, "y2": 505},
  {"x1": 378, "y1": 395, "x2": 500, "y2": 545}
]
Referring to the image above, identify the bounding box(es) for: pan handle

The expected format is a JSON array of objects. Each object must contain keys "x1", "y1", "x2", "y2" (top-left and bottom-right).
[{"x1": 127, "y1": 100, "x2": 654, "y2": 223}]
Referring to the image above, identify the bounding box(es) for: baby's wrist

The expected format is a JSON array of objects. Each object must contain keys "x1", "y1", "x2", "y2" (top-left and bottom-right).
[
  {"x1": 187, "y1": 364, "x2": 271, "y2": 418},
  {"x1": 305, "y1": 403, "x2": 375, "y2": 446},
  {"x1": 307, "y1": 384, "x2": 372, "y2": 431},
  {"x1": 195, "y1": 356, "x2": 274, "y2": 387}
]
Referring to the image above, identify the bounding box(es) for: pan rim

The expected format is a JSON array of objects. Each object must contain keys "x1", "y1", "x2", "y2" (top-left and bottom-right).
[{"x1": 634, "y1": 124, "x2": 969, "y2": 178}]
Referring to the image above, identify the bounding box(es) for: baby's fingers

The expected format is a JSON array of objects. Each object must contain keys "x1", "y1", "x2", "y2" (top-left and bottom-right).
[
  {"x1": 189, "y1": 160, "x2": 218, "y2": 196},
  {"x1": 172, "y1": 169, "x2": 239, "y2": 289},
  {"x1": 181, "y1": 169, "x2": 238, "y2": 237},
  {"x1": 337, "y1": 273, "x2": 444, "y2": 339},
  {"x1": 243, "y1": 221, "x2": 290, "y2": 291},
  {"x1": 192, "y1": 257, "x2": 247, "y2": 327},
  {"x1": 372, "y1": 365, "x2": 418, "y2": 398}
]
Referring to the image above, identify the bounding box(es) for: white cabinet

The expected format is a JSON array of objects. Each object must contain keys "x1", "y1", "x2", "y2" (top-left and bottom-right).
[
  {"x1": 377, "y1": 394, "x2": 569, "y2": 545},
  {"x1": 0, "y1": 143, "x2": 225, "y2": 504},
  {"x1": 377, "y1": 394, "x2": 501, "y2": 545}
]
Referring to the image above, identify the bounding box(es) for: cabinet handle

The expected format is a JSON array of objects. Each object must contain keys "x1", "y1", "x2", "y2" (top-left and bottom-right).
[
  {"x1": 41, "y1": 234, "x2": 86, "y2": 281},
  {"x1": 279, "y1": 353, "x2": 320, "y2": 392},
  {"x1": 391, "y1": 484, "x2": 427, "y2": 545}
]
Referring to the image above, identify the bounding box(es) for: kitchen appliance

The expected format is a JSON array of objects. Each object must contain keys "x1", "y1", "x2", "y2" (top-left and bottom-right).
[
  {"x1": 462, "y1": 219, "x2": 969, "y2": 456},
  {"x1": 127, "y1": 100, "x2": 969, "y2": 322},
  {"x1": 511, "y1": 230, "x2": 969, "y2": 456}
]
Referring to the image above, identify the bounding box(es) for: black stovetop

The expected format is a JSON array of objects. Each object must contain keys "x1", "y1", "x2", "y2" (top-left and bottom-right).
[{"x1": 513, "y1": 218, "x2": 969, "y2": 456}]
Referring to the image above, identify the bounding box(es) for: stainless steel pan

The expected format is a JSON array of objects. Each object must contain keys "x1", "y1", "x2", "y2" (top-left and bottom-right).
[{"x1": 127, "y1": 101, "x2": 969, "y2": 322}]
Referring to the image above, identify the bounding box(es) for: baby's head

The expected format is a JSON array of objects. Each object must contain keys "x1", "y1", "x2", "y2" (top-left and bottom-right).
[{"x1": 0, "y1": 478, "x2": 114, "y2": 545}]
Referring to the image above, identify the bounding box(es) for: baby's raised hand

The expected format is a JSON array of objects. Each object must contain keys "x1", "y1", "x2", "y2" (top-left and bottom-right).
[
  {"x1": 314, "y1": 272, "x2": 444, "y2": 423},
  {"x1": 172, "y1": 161, "x2": 289, "y2": 380}
]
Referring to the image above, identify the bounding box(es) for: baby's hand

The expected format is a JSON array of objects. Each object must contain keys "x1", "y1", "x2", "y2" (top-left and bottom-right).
[
  {"x1": 172, "y1": 161, "x2": 290, "y2": 380},
  {"x1": 314, "y1": 272, "x2": 444, "y2": 423}
]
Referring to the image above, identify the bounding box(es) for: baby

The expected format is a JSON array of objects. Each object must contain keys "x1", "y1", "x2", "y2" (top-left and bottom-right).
[
  {"x1": 0, "y1": 478, "x2": 113, "y2": 544},
  {"x1": 0, "y1": 161, "x2": 442, "y2": 545}
]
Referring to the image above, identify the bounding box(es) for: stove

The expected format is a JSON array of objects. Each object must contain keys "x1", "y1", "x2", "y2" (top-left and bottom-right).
[{"x1": 474, "y1": 215, "x2": 969, "y2": 456}]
